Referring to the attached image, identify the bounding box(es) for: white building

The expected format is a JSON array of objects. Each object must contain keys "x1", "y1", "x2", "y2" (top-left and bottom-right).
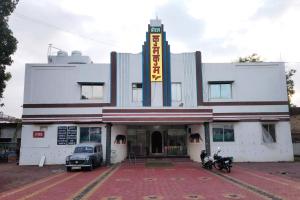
[{"x1": 19, "y1": 19, "x2": 293, "y2": 165}]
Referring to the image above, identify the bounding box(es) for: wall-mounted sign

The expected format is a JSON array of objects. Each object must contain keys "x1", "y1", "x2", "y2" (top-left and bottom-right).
[
  {"x1": 33, "y1": 131, "x2": 44, "y2": 138},
  {"x1": 150, "y1": 26, "x2": 162, "y2": 82},
  {"x1": 57, "y1": 126, "x2": 77, "y2": 145},
  {"x1": 142, "y1": 21, "x2": 171, "y2": 106},
  {"x1": 150, "y1": 26, "x2": 161, "y2": 33},
  {"x1": 67, "y1": 126, "x2": 77, "y2": 145},
  {"x1": 57, "y1": 126, "x2": 67, "y2": 145}
]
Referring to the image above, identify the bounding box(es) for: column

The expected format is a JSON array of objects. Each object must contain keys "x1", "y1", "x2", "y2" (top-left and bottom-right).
[
  {"x1": 204, "y1": 122, "x2": 211, "y2": 155},
  {"x1": 106, "y1": 123, "x2": 112, "y2": 165}
]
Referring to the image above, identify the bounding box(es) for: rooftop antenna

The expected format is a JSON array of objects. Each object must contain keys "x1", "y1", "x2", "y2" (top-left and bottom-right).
[
  {"x1": 47, "y1": 44, "x2": 63, "y2": 57},
  {"x1": 47, "y1": 44, "x2": 65, "y2": 63}
]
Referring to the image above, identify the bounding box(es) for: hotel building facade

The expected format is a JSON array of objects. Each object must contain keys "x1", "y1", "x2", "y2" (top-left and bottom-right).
[{"x1": 19, "y1": 19, "x2": 294, "y2": 165}]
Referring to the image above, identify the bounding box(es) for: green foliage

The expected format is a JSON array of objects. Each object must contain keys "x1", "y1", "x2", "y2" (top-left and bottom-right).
[
  {"x1": 238, "y1": 53, "x2": 263, "y2": 63},
  {"x1": 0, "y1": 0, "x2": 19, "y2": 105},
  {"x1": 286, "y1": 69, "x2": 296, "y2": 107}
]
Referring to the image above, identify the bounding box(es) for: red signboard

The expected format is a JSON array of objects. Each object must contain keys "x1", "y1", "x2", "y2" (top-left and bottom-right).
[{"x1": 33, "y1": 131, "x2": 45, "y2": 138}]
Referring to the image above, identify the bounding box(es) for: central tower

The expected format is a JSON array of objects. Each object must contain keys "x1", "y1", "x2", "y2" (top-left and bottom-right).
[{"x1": 142, "y1": 18, "x2": 171, "y2": 107}]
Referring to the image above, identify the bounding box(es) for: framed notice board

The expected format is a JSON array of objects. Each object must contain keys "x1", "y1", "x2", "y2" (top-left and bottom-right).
[
  {"x1": 67, "y1": 126, "x2": 77, "y2": 145},
  {"x1": 57, "y1": 126, "x2": 77, "y2": 145}
]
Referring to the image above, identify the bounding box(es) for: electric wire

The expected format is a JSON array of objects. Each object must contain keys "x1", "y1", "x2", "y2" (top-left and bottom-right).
[{"x1": 13, "y1": 12, "x2": 118, "y2": 47}]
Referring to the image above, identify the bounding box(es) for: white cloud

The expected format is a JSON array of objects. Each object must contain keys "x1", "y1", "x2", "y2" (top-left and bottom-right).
[{"x1": 1, "y1": 0, "x2": 300, "y2": 117}]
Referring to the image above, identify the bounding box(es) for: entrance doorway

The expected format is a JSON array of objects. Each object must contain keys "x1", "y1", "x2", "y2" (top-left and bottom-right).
[
  {"x1": 127, "y1": 126, "x2": 188, "y2": 157},
  {"x1": 151, "y1": 131, "x2": 162, "y2": 154}
]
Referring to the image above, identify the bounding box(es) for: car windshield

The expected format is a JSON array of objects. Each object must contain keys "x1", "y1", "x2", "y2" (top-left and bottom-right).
[{"x1": 74, "y1": 146, "x2": 93, "y2": 153}]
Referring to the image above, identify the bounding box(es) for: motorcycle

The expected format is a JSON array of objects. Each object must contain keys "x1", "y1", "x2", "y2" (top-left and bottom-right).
[
  {"x1": 213, "y1": 147, "x2": 233, "y2": 173},
  {"x1": 200, "y1": 150, "x2": 213, "y2": 170}
]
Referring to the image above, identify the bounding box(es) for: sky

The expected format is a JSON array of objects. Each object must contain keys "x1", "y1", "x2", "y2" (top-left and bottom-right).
[{"x1": 1, "y1": 0, "x2": 300, "y2": 118}]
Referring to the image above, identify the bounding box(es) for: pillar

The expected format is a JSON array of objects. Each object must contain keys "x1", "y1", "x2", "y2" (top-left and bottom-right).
[
  {"x1": 106, "y1": 123, "x2": 112, "y2": 165},
  {"x1": 204, "y1": 122, "x2": 211, "y2": 155}
]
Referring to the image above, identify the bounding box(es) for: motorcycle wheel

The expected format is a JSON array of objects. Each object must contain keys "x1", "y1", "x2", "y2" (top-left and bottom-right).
[
  {"x1": 226, "y1": 166, "x2": 231, "y2": 173},
  {"x1": 214, "y1": 162, "x2": 222, "y2": 170}
]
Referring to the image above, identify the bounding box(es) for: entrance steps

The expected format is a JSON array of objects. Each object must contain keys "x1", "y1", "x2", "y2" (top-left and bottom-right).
[{"x1": 125, "y1": 156, "x2": 191, "y2": 164}]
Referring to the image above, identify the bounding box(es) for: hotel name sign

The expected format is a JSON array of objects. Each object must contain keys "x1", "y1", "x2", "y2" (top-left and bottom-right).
[{"x1": 150, "y1": 26, "x2": 162, "y2": 82}]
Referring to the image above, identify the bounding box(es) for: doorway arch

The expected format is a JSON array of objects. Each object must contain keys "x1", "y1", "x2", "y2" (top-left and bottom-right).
[{"x1": 151, "y1": 131, "x2": 163, "y2": 153}]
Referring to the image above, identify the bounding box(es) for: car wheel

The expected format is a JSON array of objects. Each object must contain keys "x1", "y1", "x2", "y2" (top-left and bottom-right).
[
  {"x1": 66, "y1": 167, "x2": 72, "y2": 172},
  {"x1": 88, "y1": 161, "x2": 94, "y2": 171}
]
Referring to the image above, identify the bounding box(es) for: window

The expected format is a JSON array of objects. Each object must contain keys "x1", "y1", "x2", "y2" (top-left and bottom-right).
[
  {"x1": 209, "y1": 83, "x2": 232, "y2": 99},
  {"x1": 132, "y1": 83, "x2": 143, "y2": 102},
  {"x1": 74, "y1": 146, "x2": 93, "y2": 153},
  {"x1": 81, "y1": 85, "x2": 104, "y2": 99},
  {"x1": 213, "y1": 124, "x2": 234, "y2": 142},
  {"x1": 40, "y1": 126, "x2": 48, "y2": 131},
  {"x1": 172, "y1": 83, "x2": 182, "y2": 101},
  {"x1": 80, "y1": 127, "x2": 101, "y2": 143},
  {"x1": 262, "y1": 124, "x2": 276, "y2": 143}
]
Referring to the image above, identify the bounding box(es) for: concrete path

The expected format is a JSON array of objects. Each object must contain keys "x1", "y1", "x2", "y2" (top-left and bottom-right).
[{"x1": 0, "y1": 161, "x2": 299, "y2": 200}]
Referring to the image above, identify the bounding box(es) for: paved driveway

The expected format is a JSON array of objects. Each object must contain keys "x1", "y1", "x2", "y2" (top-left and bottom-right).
[{"x1": 0, "y1": 161, "x2": 300, "y2": 200}]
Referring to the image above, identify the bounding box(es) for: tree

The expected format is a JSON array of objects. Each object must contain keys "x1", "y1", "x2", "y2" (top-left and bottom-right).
[
  {"x1": 0, "y1": 0, "x2": 19, "y2": 106},
  {"x1": 238, "y1": 53, "x2": 262, "y2": 63},
  {"x1": 286, "y1": 69, "x2": 296, "y2": 108},
  {"x1": 237, "y1": 54, "x2": 297, "y2": 107}
]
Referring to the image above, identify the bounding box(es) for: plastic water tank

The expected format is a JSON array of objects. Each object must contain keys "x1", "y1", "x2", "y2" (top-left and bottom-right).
[
  {"x1": 57, "y1": 50, "x2": 68, "y2": 56},
  {"x1": 71, "y1": 50, "x2": 82, "y2": 56}
]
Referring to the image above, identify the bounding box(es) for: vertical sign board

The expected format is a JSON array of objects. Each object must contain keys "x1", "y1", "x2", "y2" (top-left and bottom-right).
[
  {"x1": 57, "y1": 126, "x2": 67, "y2": 145},
  {"x1": 150, "y1": 26, "x2": 163, "y2": 82},
  {"x1": 67, "y1": 126, "x2": 77, "y2": 145}
]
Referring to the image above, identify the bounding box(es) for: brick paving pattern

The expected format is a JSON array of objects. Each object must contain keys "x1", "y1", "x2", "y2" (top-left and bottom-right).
[
  {"x1": 86, "y1": 163, "x2": 262, "y2": 200},
  {"x1": 0, "y1": 161, "x2": 300, "y2": 200}
]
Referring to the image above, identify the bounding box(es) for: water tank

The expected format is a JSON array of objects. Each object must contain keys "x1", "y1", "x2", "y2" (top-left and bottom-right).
[
  {"x1": 57, "y1": 50, "x2": 68, "y2": 56},
  {"x1": 71, "y1": 50, "x2": 82, "y2": 56}
]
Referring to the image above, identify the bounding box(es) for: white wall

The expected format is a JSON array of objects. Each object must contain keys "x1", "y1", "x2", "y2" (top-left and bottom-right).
[
  {"x1": 117, "y1": 53, "x2": 143, "y2": 107},
  {"x1": 24, "y1": 63, "x2": 110, "y2": 104},
  {"x1": 202, "y1": 63, "x2": 288, "y2": 102},
  {"x1": 211, "y1": 105, "x2": 289, "y2": 113},
  {"x1": 187, "y1": 125, "x2": 205, "y2": 162},
  {"x1": 23, "y1": 107, "x2": 103, "y2": 115},
  {"x1": 111, "y1": 125, "x2": 127, "y2": 163},
  {"x1": 151, "y1": 82, "x2": 163, "y2": 107},
  {"x1": 19, "y1": 124, "x2": 106, "y2": 165},
  {"x1": 210, "y1": 121, "x2": 294, "y2": 162},
  {"x1": 171, "y1": 53, "x2": 197, "y2": 107},
  {"x1": 116, "y1": 52, "x2": 198, "y2": 107}
]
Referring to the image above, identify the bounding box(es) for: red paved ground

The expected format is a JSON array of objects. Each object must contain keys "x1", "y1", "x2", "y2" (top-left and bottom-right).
[
  {"x1": 0, "y1": 162, "x2": 300, "y2": 200},
  {"x1": 230, "y1": 165, "x2": 300, "y2": 200},
  {"x1": 236, "y1": 162, "x2": 300, "y2": 181},
  {"x1": 0, "y1": 167, "x2": 109, "y2": 200},
  {"x1": 87, "y1": 163, "x2": 263, "y2": 200},
  {"x1": 0, "y1": 163, "x2": 65, "y2": 193}
]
